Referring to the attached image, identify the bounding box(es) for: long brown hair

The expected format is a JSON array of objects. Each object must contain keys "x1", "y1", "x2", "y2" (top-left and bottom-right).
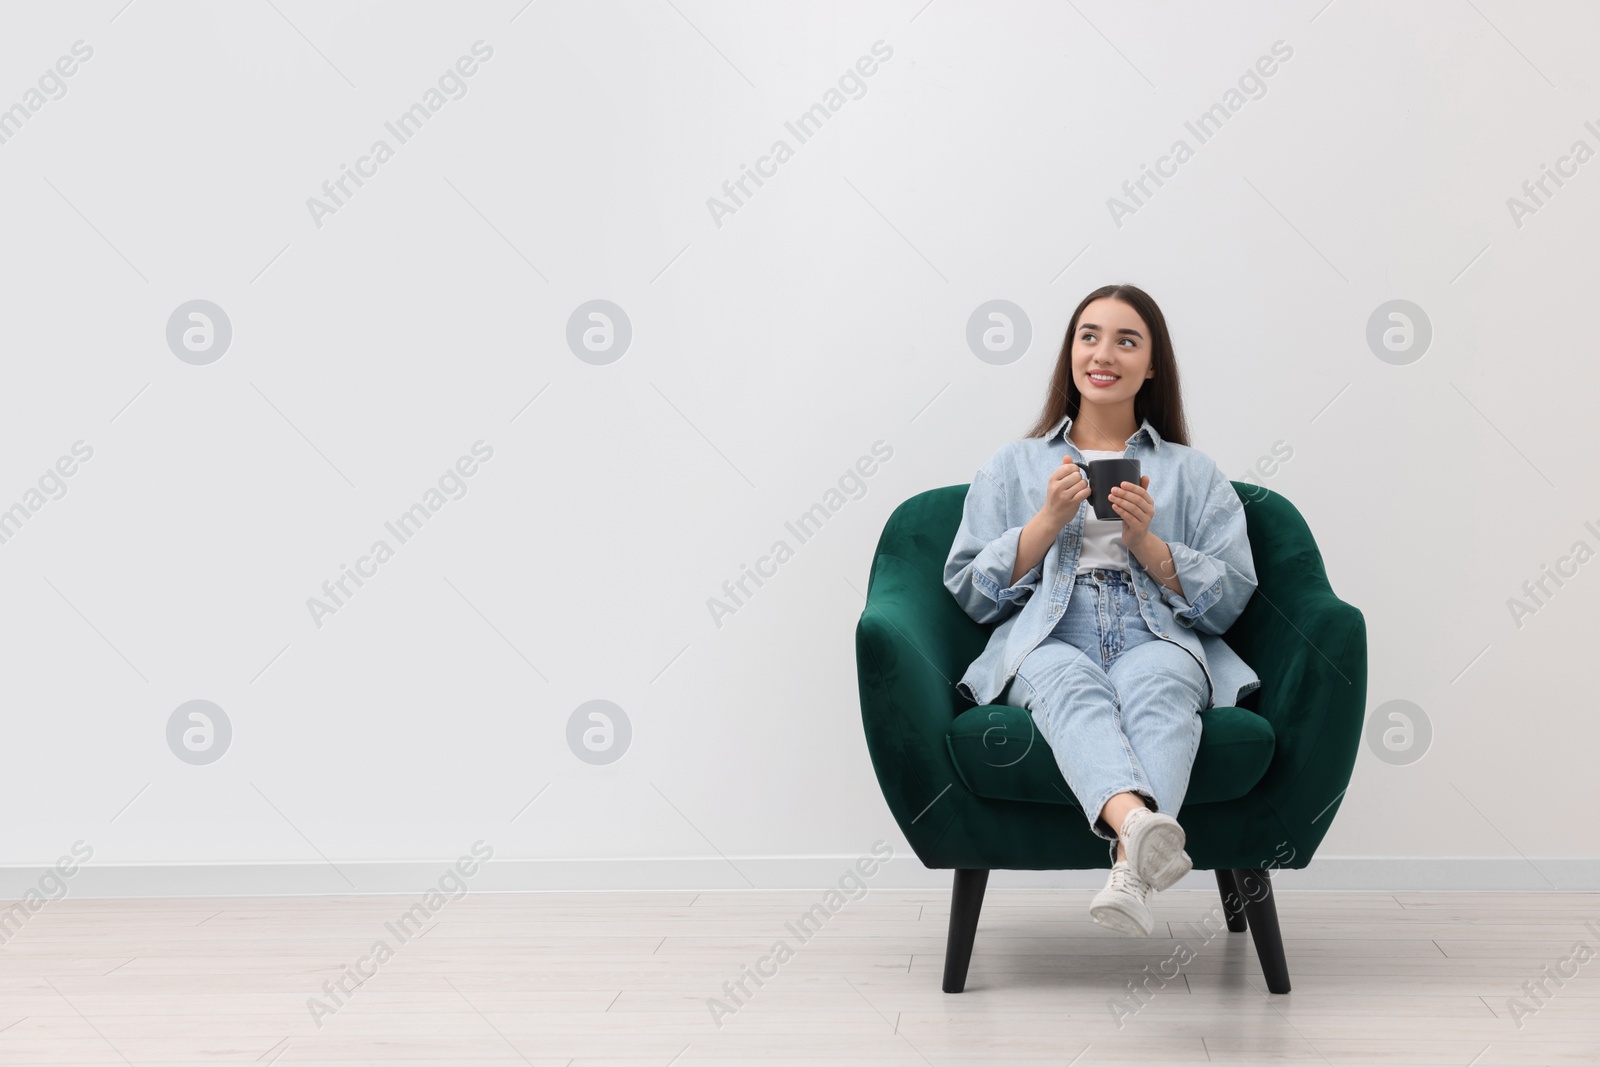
[{"x1": 1024, "y1": 283, "x2": 1191, "y2": 447}]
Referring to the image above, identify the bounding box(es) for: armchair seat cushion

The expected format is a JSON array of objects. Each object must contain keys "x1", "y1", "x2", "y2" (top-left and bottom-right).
[{"x1": 946, "y1": 703, "x2": 1276, "y2": 808}]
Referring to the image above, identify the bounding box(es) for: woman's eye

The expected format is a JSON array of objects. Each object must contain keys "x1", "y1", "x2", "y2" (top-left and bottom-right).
[{"x1": 1080, "y1": 332, "x2": 1096, "y2": 343}]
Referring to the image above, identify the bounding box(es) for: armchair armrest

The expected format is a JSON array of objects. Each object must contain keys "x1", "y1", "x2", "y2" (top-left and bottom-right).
[
  {"x1": 856, "y1": 553, "x2": 982, "y2": 866},
  {"x1": 1243, "y1": 587, "x2": 1368, "y2": 863}
]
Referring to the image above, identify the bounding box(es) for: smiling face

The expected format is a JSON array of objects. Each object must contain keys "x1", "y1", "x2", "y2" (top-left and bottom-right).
[{"x1": 1071, "y1": 297, "x2": 1156, "y2": 408}]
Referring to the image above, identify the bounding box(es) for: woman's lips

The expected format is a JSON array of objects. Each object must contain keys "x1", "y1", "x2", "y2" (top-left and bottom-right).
[{"x1": 1085, "y1": 372, "x2": 1120, "y2": 388}]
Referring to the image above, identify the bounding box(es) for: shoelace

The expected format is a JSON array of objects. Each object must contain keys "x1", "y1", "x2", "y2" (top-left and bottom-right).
[
  {"x1": 1117, "y1": 808, "x2": 1151, "y2": 863},
  {"x1": 1107, "y1": 862, "x2": 1149, "y2": 896},
  {"x1": 1119, "y1": 805, "x2": 1151, "y2": 841}
]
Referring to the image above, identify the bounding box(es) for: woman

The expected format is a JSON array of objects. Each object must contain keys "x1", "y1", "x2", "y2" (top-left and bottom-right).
[{"x1": 943, "y1": 283, "x2": 1261, "y2": 937}]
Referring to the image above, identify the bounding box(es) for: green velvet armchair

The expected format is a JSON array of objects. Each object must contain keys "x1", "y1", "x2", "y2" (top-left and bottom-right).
[{"x1": 855, "y1": 481, "x2": 1367, "y2": 994}]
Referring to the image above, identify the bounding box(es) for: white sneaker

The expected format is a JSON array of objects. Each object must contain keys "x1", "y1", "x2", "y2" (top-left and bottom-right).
[
  {"x1": 1117, "y1": 805, "x2": 1192, "y2": 892},
  {"x1": 1090, "y1": 860, "x2": 1154, "y2": 936}
]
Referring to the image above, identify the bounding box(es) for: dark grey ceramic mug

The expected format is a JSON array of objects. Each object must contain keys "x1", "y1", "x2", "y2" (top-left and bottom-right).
[{"x1": 1074, "y1": 458, "x2": 1142, "y2": 521}]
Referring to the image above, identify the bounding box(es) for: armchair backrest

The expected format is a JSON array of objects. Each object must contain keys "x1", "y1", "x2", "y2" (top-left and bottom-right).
[
  {"x1": 1222, "y1": 483, "x2": 1339, "y2": 698},
  {"x1": 865, "y1": 484, "x2": 992, "y2": 715}
]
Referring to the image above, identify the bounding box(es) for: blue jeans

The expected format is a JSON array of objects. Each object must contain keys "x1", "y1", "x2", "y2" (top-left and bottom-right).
[{"x1": 1001, "y1": 568, "x2": 1209, "y2": 864}]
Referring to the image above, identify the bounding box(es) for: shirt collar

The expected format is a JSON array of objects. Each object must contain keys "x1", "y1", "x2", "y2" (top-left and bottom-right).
[{"x1": 1048, "y1": 412, "x2": 1163, "y2": 452}]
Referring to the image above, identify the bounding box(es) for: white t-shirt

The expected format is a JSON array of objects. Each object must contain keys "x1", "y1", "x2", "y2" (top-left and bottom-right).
[{"x1": 1074, "y1": 448, "x2": 1130, "y2": 575}]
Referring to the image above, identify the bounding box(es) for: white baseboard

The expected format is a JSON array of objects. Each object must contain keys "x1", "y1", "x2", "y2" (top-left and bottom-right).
[{"x1": 2, "y1": 854, "x2": 1598, "y2": 899}]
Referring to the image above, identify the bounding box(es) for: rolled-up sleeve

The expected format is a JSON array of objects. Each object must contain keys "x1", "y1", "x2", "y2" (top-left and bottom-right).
[
  {"x1": 944, "y1": 465, "x2": 1040, "y2": 626},
  {"x1": 1161, "y1": 464, "x2": 1257, "y2": 634}
]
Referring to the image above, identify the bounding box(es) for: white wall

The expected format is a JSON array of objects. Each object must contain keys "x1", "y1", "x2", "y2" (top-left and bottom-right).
[{"x1": 1, "y1": 0, "x2": 1596, "y2": 896}]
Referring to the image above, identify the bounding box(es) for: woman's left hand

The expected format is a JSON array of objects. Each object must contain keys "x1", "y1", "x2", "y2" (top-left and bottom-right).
[{"x1": 1110, "y1": 475, "x2": 1154, "y2": 550}]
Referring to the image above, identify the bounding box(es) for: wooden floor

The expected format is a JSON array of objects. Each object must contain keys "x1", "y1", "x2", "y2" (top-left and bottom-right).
[{"x1": 1, "y1": 885, "x2": 1597, "y2": 1064}]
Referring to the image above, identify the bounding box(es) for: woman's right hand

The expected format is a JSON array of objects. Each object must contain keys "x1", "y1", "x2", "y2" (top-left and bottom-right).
[{"x1": 1040, "y1": 455, "x2": 1091, "y2": 529}]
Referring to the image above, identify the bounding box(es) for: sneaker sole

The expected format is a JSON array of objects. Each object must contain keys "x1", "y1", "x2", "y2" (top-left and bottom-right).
[
  {"x1": 1090, "y1": 902, "x2": 1153, "y2": 937},
  {"x1": 1127, "y1": 821, "x2": 1192, "y2": 892}
]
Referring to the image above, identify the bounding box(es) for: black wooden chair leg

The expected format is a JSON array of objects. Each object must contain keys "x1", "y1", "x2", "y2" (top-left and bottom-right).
[
  {"x1": 1216, "y1": 869, "x2": 1248, "y2": 932},
  {"x1": 1230, "y1": 868, "x2": 1291, "y2": 993},
  {"x1": 941, "y1": 868, "x2": 989, "y2": 993}
]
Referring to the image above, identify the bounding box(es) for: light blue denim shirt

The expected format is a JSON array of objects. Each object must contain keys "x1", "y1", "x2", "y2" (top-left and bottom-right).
[{"x1": 944, "y1": 413, "x2": 1261, "y2": 710}]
